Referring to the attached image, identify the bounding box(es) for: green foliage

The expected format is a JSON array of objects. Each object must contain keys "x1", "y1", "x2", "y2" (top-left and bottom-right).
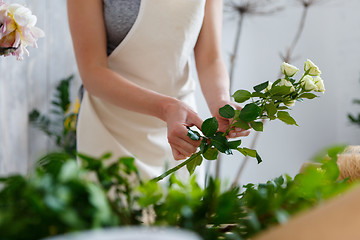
[
  {"x1": 277, "y1": 111, "x2": 298, "y2": 126},
  {"x1": 0, "y1": 161, "x2": 118, "y2": 240},
  {"x1": 0, "y1": 146, "x2": 353, "y2": 240},
  {"x1": 29, "y1": 75, "x2": 78, "y2": 157},
  {"x1": 201, "y1": 117, "x2": 219, "y2": 137},
  {"x1": 239, "y1": 156, "x2": 350, "y2": 238}
]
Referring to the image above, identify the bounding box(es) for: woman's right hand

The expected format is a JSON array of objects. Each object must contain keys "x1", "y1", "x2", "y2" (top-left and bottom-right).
[{"x1": 162, "y1": 100, "x2": 203, "y2": 160}]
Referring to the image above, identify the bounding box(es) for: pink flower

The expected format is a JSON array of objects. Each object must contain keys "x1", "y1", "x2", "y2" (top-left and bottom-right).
[{"x1": 0, "y1": 2, "x2": 44, "y2": 60}]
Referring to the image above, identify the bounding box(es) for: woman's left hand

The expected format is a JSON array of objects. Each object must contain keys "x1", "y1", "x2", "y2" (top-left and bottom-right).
[{"x1": 211, "y1": 101, "x2": 251, "y2": 138}]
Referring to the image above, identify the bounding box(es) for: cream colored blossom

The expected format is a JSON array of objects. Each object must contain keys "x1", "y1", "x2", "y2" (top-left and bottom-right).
[
  {"x1": 300, "y1": 75, "x2": 317, "y2": 91},
  {"x1": 284, "y1": 99, "x2": 295, "y2": 107},
  {"x1": 279, "y1": 78, "x2": 295, "y2": 92},
  {"x1": 281, "y1": 62, "x2": 299, "y2": 77},
  {"x1": 304, "y1": 59, "x2": 321, "y2": 76},
  {"x1": 314, "y1": 76, "x2": 325, "y2": 93}
]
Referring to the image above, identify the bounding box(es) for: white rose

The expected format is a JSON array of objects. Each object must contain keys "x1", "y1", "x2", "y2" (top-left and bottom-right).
[
  {"x1": 281, "y1": 62, "x2": 299, "y2": 77},
  {"x1": 304, "y1": 59, "x2": 321, "y2": 76},
  {"x1": 265, "y1": 81, "x2": 273, "y2": 92},
  {"x1": 284, "y1": 99, "x2": 295, "y2": 107},
  {"x1": 300, "y1": 75, "x2": 317, "y2": 91},
  {"x1": 313, "y1": 76, "x2": 325, "y2": 93},
  {"x1": 279, "y1": 79, "x2": 295, "y2": 92}
]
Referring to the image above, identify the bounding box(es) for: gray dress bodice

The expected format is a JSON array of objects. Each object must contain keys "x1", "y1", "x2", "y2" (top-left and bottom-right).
[{"x1": 103, "y1": 0, "x2": 141, "y2": 55}]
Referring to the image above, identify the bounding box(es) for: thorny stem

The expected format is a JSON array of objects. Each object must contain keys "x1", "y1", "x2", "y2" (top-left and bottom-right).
[{"x1": 152, "y1": 152, "x2": 202, "y2": 182}]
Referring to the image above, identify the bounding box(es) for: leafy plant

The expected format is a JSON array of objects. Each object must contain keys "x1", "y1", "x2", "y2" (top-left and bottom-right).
[
  {"x1": 154, "y1": 60, "x2": 325, "y2": 182},
  {"x1": 29, "y1": 75, "x2": 79, "y2": 157},
  {"x1": 0, "y1": 146, "x2": 352, "y2": 240}
]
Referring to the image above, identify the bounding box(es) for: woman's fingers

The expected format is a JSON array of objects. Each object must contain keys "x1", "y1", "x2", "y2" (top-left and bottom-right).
[
  {"x1": 228, "y1": 128, "x2": 251, "y2": 138},
  {"x1": 163, "y1": 100, "x2": 203, "y2": 160},
  {"x1": 172, "y1": 148, "x2": 186, "y2": 160},
  {"x1": 168, "y1": 126, "x2": 200, "y2": 160}
]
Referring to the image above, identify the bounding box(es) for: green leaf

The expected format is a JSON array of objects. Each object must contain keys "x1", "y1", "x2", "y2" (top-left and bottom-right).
[
  {"x1": 277, "y1": 106, "x2": 289, "y2": 110},
  {"x1": 298, "y1": 93, "x2": 318, "y2": 99},
  {"x1": 273, "y1": 79, "x2": 281, "y2": 86},
  {"x1": 253, "y1": 81, "x2": 269, "y2": 92},
  {"x1": 239, "y1": 103, "x2": 262, "y2": 122},
  {"x1": 277, "y1": 111, "x2": 298, "y2": 126},
  {"x1": 353, "y1": 99, "x2": 360, "y2": 105},
  {"x1": 211, "y1": 132, "x2": 232, "y2": 155},
  {"x1": 232, "y1": 90, "x2": 252, "y2": 103},
  {"x1": 201, "y1": 117, "x2": 218, "y2": 137},
  {"x1": 203, "y1": 148, "x2": 219, "y2": 160},
  {"x1": 237, "y1": 148, "x2": 262, "y2": 164},
  {"x1": 228, "y1": 140, "x2": 242, "y2": 149},
  {"x1": 187, "y1": 128, "x2": 201, "y2": 141},
  {"x1": 219, "y1": 104, "x2": 235, "y2": 119},
  {"x1": 270, "y1": 85, "x2": 292, "y2": 96},
  {"x1": 138, "y1": 181, "x2": 163, "y2": 207},
  {"x1": 233, "y1": 119, "x2": 251, "y2": 130},
  {"x1": 199, "y1": 138, "x2": 208, "y2": 154},
  {"x1": 120, "y1": 157, "x2": 138, "y2": 173},
  {"x1": 251, "y1": 92, "x2": 267, "y2": 98},
  {"x1": 242, "y1": 148, "x2": 257, "y2": 158},
  {"x1": 256, "y1": 152, "x2": 262, "y2": 164},
  {"x1": 250, "y1": 121, "x2": 263, "y2": 132},
  {"x1": 265, "y1": 102, "x2": 277, "y2": 117},
  {"x1": 186, "y1": 154, "x2": 203, "y2": 175}
]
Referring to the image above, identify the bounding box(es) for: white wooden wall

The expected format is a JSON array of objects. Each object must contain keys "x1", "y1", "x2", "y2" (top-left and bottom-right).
[{"x1": 0, "y1": 0, "x2": 79, "y2": 175}]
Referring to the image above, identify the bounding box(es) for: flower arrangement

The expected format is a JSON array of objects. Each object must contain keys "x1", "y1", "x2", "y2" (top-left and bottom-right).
[
  {"x1": 0, "y1": 0, "x2": 44, "y2": 60},
  {"x1": 154, "y1": 59, "x2": 325, "y2": 181}
]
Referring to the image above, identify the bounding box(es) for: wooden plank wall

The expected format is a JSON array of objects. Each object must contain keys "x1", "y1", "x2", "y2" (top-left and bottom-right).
[{"x1": 0, "y1": 0, "x2": 80, "y2": 176}]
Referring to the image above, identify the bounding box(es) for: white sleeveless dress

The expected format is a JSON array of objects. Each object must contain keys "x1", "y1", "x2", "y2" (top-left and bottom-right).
[{"x1": 77, "y1": 0, "x2": 206, "y2": 179}]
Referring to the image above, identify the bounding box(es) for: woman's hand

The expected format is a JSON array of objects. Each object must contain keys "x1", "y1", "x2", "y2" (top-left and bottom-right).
[
  {"x1": 211, "y1": 101, "x2": 251, "y2": 139},
  {"x1": 163, "y1": 100, "x2": 203, "y2": 160}
]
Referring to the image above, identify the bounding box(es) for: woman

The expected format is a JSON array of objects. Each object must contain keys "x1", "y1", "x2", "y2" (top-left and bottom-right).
[{"x1": 67, "y1": 0, "x2": 249, "y2": 179}]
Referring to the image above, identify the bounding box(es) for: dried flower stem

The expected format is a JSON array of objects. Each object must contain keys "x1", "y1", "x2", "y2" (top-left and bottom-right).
[
  {"x1": 229, "y1": 13, "x2": 246, "y2": 91},
  {"x1": 281, "y1": 4, "x2": 309, "y2": 64}
]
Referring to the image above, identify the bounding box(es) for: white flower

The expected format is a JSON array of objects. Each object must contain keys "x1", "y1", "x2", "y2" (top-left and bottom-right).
[
  {"x1": 313, "y1": 76, "x2": 325, "y2": 93},
  {"x1": 0, "y1": 2, "x2": 44, "y2": 60},
  {"x1": 265, "y1": 81, "x2": 273, "y2": 92},
  {"x1": 284, "y1": 99, "x2": 295, "y2": 107},
  {"x1": 281, "y1": 62, "x2": 299, "y2": 77},
  {"x1": 279, "y1": 78, "x2": 295, "y2": 92},
  {"x1": 304, "y1": 59, "x2": 321, "y2": 76},
  {"x1": 300, "y1": 75, "x2": 317, "y2": 91}
]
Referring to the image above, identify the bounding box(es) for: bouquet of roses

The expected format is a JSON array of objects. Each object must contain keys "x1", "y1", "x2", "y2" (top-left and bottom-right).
[
  {"x1": 154, "y1": 59, "x2": 325, "y2": 181},
  {"x1": 0, "y1": 0, "x2": 44, "y2": 60}
]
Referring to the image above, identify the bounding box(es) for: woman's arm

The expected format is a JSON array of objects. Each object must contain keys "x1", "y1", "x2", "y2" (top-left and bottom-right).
[
  {"x1": 67, "y1": 0, "x2": 202, "y2": 159},
  {"x1": 194, "y1": 0, "x2": 249, "y2": 137}
]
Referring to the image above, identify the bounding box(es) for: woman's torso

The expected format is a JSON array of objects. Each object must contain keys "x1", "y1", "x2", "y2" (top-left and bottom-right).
[
  {"x1": 78, "y1": 0, "x2": 206, "y2": 179},
  {"x1": 103, "y1": 0, "x2": 141, "y2": 55}
]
